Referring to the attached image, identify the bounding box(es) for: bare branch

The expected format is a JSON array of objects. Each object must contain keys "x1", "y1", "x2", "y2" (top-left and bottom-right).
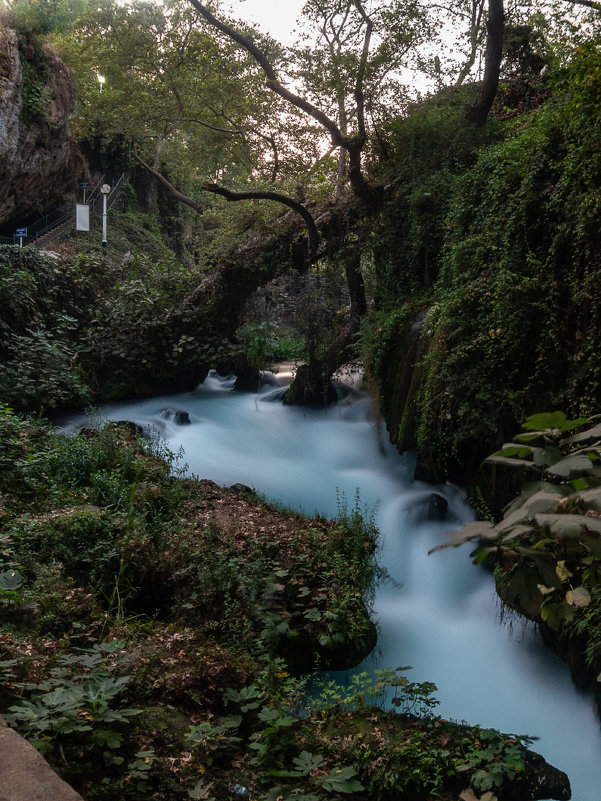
[
  {"x1": 352, "y1": 0, "x2": 373, "y2": 143},
  {"x1": 201, "y1": 184, "x2": 319, "y2": 255},
  {"x1": 133, "y1": 152, "x2": 203, "y2": 212}
]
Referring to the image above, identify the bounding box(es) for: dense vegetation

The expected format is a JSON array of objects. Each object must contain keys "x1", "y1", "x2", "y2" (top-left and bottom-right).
[
  {"x1": 1, "y1": 409, "x2": 566, "y2": 801},
  {"x1": 2, "y1": 0, "x2": 601, "y2": 798},
  {"x1": 362, "y1": 43, "x2": 601, "y2": 479}
]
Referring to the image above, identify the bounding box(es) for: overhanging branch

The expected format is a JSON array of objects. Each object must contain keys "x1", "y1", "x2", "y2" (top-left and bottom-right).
[
  {"x1": 561, "y1": 0, "x2": 601, "y2": 9},
  {"x1": 133, "y1": 152, "x2": 319, "y2": 256},
  {"x1": 133, "y1": 152, "x2": 203, "y2": 213},
  {"x1": 201, "y1": 184, "x2": 319, "y2": 255}
]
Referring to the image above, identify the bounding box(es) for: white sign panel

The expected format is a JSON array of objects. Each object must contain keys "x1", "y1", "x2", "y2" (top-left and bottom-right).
[{"x1": 76, "y1": 203, "x2": 90, "y2": 232}]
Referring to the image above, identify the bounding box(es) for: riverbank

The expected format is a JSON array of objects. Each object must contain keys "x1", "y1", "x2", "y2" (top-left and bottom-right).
[{"x1": 0, "y1": 407, "x2": 570, "y2": 800}]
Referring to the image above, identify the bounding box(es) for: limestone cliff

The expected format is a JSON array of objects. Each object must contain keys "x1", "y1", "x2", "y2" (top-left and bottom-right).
[{"x1": 0, "y1": 25, "x2": 83, "y2": 226}]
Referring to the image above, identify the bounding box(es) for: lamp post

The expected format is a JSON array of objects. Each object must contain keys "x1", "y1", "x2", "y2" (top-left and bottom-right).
[{"x1": 100, "y1": 183, "x2": 111, "y2": 250}]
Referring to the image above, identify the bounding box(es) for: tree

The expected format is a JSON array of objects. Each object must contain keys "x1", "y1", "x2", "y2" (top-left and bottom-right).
[
  {"x1": 463, "y1": 0, "x2": 601, "y2": 126},
  {"x1": 188, "y1": 0, "x2": 432, "y2": 202},
  {"x1": 452, "y1": 0, "x2": 488, "y2": 87},
  {"x1": 465, "y1": 0, "x2": 505, "y2": 125},
  {"x1": 291, "y1": 0, "x2": 432, "y2": 197}
]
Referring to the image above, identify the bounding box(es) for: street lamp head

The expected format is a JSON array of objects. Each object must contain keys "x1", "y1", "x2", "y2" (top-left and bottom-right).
[{"x1": 100, "y1": 184, "x2": 111, "y2": 195}]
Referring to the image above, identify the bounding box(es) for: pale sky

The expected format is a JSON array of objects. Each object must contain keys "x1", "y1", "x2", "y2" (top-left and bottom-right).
[{"x1": 222, "y1": 0, "x2": 306, "y2": 44}]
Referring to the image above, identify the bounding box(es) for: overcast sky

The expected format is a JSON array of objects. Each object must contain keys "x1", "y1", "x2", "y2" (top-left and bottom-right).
[{"x1": 222, "y1": 0, "x2": 306, "y2": 43}]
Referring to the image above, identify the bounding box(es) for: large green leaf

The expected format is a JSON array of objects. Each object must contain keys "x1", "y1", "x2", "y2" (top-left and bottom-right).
[
  {"x1": 532, "y1": 445, "x2": 562, "y2": 467},
  {"x1": 535, "y1": 513, "x2": 601, "y2": 538},
  {"x1": 514, "y1": 431, "x2": 548, "y2": 445},
  {"x1": 563, "y1": 423, "x2": 601, "y2": 446},
  {"x1": 485, "y1": 454, "x2": 534, "y2": 468},
  {"x1": 546, "y1": 454, "x2": 596, "y2": 479},
  {"x1": 503, "y1": 482, "x2": 565, "y2": 516},
  {"x1": 522, "y1": 412, "x2": 589, "y2": 432},
  {"x1": 573, "y1": 487, "x2": 601, "y2": 511},
  {"x1": 540, "y1": 600, "x2": 575, "y2": 630},
  {"x1": 496, "y1": 445, "x2": 534, "y2": 459},
  {"x1": 507, "y1": 565, "x2": 545, "y2": 617},
  {"x1": 0, "y1": 569, "x2": 22, "y2": 591}
]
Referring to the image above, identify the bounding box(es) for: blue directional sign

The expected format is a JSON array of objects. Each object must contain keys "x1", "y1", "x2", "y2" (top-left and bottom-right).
[
  {"x1": 79, "y1": 181, "x2": 90, "y2": 188},
  {"x1": 15, "y1": 227, "x2": 27, "y2": 237}
]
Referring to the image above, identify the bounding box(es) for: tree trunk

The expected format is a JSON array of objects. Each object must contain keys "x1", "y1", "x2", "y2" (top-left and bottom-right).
[
  {"x1": 284, "y1": 249, "x2": 367, "y2": 405},
  {"x1": 465, "y1": 0, "x2": 504, "y2": 127}
]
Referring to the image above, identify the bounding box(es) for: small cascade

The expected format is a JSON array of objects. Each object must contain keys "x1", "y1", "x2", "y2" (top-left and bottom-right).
[{"x1": 197, "y1": 369, "x2": 237, "y2": 392}]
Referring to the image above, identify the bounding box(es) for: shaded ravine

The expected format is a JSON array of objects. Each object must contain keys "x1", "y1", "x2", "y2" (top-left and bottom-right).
[{"x1": 62, "y1": 371, "x2": 601, "y2": 801}]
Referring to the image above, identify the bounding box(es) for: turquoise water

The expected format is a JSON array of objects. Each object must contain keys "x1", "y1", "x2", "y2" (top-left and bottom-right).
[{"x1": 65, "y1": 371, "x2": 601, "y2": 800}]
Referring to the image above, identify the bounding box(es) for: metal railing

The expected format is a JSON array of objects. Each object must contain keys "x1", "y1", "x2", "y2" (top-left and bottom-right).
[{"x1": 0, "y1": 173, "x2": 127, "y2": 248}]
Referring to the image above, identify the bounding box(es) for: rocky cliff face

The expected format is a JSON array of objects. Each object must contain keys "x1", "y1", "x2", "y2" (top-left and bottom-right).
[{"x1": 0, "y1": 25, "x2": 83, "y2": 226}]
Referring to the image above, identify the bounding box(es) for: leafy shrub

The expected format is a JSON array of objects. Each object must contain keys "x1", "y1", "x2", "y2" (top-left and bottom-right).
[
  {"x1": 19, "y1": 54, "x2": 52, "y2": 125},
  {"x1": 0, "y1": 248, "x2": 90, "y2": 411},
  {"x1": 3, "y1": 640, "x2": 141, "y2": 757}
]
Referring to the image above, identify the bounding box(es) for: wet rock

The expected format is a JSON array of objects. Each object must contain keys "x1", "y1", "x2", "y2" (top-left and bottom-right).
[
  {"x1": 501, "y1": 749, "x2": 571, "y2": 800},
  {"x1": 229, "y1": 483, "x2": 257, "y2": 498},
  {"x1": 112, "y1": 420, "x2": 144, "y2": 436},
  {"x1": 260, "y1": 387, "x2": 288, "y2": 402},
  {"x1": 412, "y1": 492, "x2": 449, "y2": 522},
  {"x1": 159, "y1": 408, "x2": 191, "y2": 425}
]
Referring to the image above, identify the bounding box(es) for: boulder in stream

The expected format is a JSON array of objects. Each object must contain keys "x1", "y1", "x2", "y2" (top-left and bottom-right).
[{"x1": 159, "y1": 408, "x2": 191, "y2": 425}]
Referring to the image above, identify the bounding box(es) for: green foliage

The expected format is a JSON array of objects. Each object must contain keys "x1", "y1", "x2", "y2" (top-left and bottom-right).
[
  {"x1": 0, "y1": 248, "x2": 90, "y2": 412},
  {"x1": 237, "y1": 321, "x2": 307, "y2": 367},
  {"x1": 405, "y1": 47, "x2": 601, "y2": 471},
  {"x1": 19, "y1": 54, "x2": 52, "y2": 124},
  {"x1": 310, "y1": 666, "x2": 439, "y2": 719},
  {"x1": 0, "y1": 410, "x2": 560, "y2": 801},
  {"x1": 171, "y1": 500, "x2": 379, "y2": 668},
  {"x1": 3, "y1": 640, "x2": 140, "y2": 755},
  {"x1": 372, "y1": 87, "x2": 504, "y2": 303},
  {"x1": 8, "y1": 0, "x2": 86, "y2": 38},
  {"x1": 439, "y1": 412, "x2": 601, "y2": 641},
  {"x1": 0, "y1": 244, "x2": 224, "y2": 411},
  {"x1": 457, "y1": 728, "x2": 536, "y2": 796}
]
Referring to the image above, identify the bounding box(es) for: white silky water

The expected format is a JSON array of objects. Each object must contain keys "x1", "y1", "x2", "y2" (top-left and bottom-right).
[{"x1": 63, "y1": 371, "x2": 601, "y2": 801}]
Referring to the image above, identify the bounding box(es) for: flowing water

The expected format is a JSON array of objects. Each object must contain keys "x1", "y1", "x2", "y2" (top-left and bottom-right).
[{"x1": 62, "y1": 371, "x2": 601, "y2": 801}]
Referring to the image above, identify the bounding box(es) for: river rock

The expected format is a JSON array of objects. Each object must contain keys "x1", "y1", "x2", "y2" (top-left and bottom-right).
[
  {"x1": 159, "y1": 408, "x2": 191, "y2": 425},
  {"x1": 111, "y1": 420, "x2": 145, "y2": 436},
  {"x1": 229, "y1": 483, "x2": 256, "y2": 497},
  {"x1": 502, "y1": 749, "x2": 570, "y2": 801}
]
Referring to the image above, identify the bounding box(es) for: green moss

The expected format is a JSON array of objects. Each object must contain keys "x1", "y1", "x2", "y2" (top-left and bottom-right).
[{"x1": 367, "y1": 46, "x2": 601, "y2": 477}]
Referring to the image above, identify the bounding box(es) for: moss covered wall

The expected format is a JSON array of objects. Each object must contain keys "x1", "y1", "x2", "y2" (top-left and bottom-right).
[{"x1": 363, "y1": 48, "x2": 601, "y2": 480}]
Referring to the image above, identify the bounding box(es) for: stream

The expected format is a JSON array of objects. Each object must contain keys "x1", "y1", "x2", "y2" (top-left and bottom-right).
[{"x1": 62, "y1": 370, "x2": 601, "y2": 801}]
